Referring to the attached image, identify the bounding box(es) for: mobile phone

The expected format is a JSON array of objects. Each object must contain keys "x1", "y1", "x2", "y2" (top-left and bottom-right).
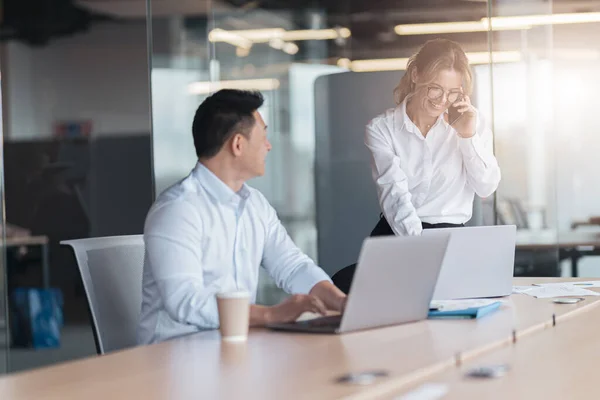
[{"x1": 448, "y1": 94, "x2": 465, "y2": 126}]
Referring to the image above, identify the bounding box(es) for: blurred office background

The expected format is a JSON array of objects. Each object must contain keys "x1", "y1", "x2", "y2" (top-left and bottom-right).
[{"x1": 1, "y1": 0, "x2": 600, "y2": 374}]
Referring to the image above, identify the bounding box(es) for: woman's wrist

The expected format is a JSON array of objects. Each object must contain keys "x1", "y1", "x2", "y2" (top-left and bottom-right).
[{"x1": 458, "y1": 131, "x2": 475, "y2": 138}]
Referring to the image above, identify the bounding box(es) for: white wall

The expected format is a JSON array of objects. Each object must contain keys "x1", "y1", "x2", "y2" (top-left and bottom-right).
[{"x1": 3, "y1": 21, "x2": 151, "y2": 140}]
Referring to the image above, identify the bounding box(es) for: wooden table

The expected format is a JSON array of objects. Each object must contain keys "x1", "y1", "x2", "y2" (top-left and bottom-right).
[
  {"x1": 516, "y1": 230, "x2": 600, "y2": 277},
  {"x1": 391, "y1": 283, "x2": 600, "y2": 399},
  {"x1": 571, "y1": 216, "x2": 600, "y2": 229},
  {"x1": 0, "y1": 278, "x2": 598, "y2": 400},
  {"x1": 516, "y1": 229, "x2": 600, "y2": 249}
]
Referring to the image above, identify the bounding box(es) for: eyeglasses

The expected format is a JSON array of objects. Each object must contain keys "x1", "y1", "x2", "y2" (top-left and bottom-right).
[{"x1": 426, "y1": 86, "x2": 463, "y2": 104}]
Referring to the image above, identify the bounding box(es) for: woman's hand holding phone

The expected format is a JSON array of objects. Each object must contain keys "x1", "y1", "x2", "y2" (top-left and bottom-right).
[{"x1": 448, "y1": 94, "x2": 477, "y2": 138}]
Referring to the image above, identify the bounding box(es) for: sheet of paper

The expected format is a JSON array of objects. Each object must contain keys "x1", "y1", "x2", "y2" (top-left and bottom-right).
[
  {"x1": 430, "y1": 299, "x2": 501, "y2": 311},
  {"x1": 513, "y1": 286, "x2": 535, "y2": 294},
  {"x1": 533, "y1": 280, "x2": 600, "y2": 288},
  {"x1": 518, "y1": 284, "x2": 600, "y2": 299}
]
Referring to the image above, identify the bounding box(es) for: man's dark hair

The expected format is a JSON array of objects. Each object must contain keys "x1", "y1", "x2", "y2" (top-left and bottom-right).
[{"x1": 192, "y1": 89, "x2": 264, "y2": 159}]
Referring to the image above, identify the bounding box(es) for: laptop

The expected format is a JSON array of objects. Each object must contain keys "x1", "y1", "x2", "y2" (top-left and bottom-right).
[
  {"x1": 266, "y1": 233, "x2": 451, "y2": 334},
  {"x1": 423, "y1": 225, "x2": 517, "y2": 300}
]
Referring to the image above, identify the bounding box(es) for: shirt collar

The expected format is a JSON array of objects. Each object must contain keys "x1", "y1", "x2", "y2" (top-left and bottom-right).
[
  {"x1": 192, "y1": 162, "x2": 251, "y2": 205},
  {"x1": 395, "y1": 97, "x2": 449, "y2": 138}
]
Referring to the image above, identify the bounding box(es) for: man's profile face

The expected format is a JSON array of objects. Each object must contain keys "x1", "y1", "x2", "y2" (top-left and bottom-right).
[{"x1": 239, "y1": 111, "x2": 271, "y2": 178}]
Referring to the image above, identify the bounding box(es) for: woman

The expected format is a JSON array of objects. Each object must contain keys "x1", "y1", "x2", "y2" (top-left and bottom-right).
[
  {"x1": 332, "y1": 39, "x2": 501, "y2": 294},
  {"x1": 366, "y1": 38, "x2": 501, "y2": 237}
]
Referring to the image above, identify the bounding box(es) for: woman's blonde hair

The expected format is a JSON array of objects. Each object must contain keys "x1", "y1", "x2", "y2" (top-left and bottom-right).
[{"x1": 394, "y1": 38, "x2": 473, "y2": 105}]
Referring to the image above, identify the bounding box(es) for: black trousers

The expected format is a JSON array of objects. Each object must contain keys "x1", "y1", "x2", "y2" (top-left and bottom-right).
[{"x1": 331, "y1": 215, "x2": 464, "y2": 294}]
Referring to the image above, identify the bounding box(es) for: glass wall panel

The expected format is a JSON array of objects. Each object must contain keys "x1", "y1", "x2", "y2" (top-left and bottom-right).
[
  {"x1": 490, "y1": 0, "x2": 560, "y2": 276},
  {"x1": 0, "y1": 61, "x2": 7, "y2": 373},
  {"x1": 548, "y1": 1, "x2": 600, "y2": 278},
  {"x1": 0, "y1": 3, "x2": 153, "y2": 372},
  {"x1": 147, "y1": 0, "x2": 506, "y2": 305}
]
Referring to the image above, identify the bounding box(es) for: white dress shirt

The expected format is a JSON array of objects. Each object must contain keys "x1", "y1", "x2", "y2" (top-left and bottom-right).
[
  {"x1": 365, "y1": 99, "x2": 501, "y2": 237},
  {"x1": 137, "y1": 163, "x2": 331, "y2": 344}
]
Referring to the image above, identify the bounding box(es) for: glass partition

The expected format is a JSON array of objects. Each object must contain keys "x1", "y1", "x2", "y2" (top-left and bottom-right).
[
  {"x1": 546, "y1": 1, "x2": 600, "y2": 278},
  {"x1": 489, "y1": 0, "x2": 600, "y2": 278},
  {"x1": 1, "y1": 0, "x2": 598, "y2": 377},
  {"x1": 486, "y1": 1, "x2": 558, "y2": 276},
  {"x1": 0, "y1": 66, "x2": 7, "y2": 373},
  {"x1": 147, "y1": 0, "x2": 523, "y2": 305},
  {"x1": 0, "y1": 4, "x2": 153, "y2": 372}
]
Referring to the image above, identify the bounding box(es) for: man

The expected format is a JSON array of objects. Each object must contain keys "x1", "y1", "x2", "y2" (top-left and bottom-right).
[{"x1": 138, "y1": 89, "x2": 346, "y2": 344}]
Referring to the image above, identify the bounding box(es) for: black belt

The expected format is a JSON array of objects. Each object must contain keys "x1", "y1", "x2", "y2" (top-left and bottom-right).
[{"x1": 371, "y1": 215, "x2": 463, "y2": 237}]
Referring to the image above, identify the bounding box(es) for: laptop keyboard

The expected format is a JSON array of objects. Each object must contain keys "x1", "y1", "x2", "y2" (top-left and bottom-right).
[{"x1": 300, "y1": 315, "x2": 342, "y2": 328}]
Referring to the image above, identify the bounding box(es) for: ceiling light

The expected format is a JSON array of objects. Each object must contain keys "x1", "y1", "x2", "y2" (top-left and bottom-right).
[
  {"x1": 208, "y1": 28, "x2": 252, "y2": 49},
  {"x1": 491, "y1": 12, "x2": 600, "y2": 28},
  {"x1": 395, "y1": 12, "x2": 600, "y2": 36},
  {"x1": 188, "y1": 79, "x2": 281, "y2": 95},
  {"x1": 466, "y1": 51, "x2": 522, "y2": 64},
  {"x1": 213, "y1": 28, "x2": 285, "y2": 43},
  {"x1": 209, "y1": 27, "x2": 351, "y2": 44},
  {"x1": 395, "y1": 20, "x2": 530, "y2": 35},
  {"x1": 269, "y1": 38, "x2": 285, "y2": 50},
  {"x1": 337, "y1": 58, "x2": 352, "y2": 69},
  {"x1": 345, "y1": 51, "x2": 521, "y2": 72},
  {"x1": 282, "y1": 42, "x2": 299, "y2": 55},
  {"x1": 349, "y1": 58, "x2": 409, "y2": 72}
]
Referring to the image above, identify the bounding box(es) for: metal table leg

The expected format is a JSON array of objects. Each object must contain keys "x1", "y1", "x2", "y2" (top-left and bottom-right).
[
  {"x1": 571, "y1": 252, "x2": 580, "y2": 278},
  {"x1": 42, "y1": 242, "x2": 50, "y2": 289}
]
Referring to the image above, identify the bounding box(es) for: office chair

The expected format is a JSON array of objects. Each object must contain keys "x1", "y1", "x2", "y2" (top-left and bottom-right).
[
  {"x1": 331, "y1": 263, "x2": 356, "y2": 295},
  {"x1": 331, "y1": 213, "x2": 395, "y2": 294},
  {"x1": 61, "y1": 235, "x2": 144, "y2": 354},
  {"x1": 498, "y1": 198, "x2": 560, "y2": 276}
]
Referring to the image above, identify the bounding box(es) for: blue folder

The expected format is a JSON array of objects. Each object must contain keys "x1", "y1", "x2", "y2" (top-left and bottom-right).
[{"x1": 428, "y1": 301, "x2": 501, "y2": 319}]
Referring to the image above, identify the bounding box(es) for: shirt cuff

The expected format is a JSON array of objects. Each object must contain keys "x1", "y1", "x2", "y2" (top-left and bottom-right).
[
  {"x1": 390, "y1": 214, "x2": 423, "y2": 236},
  {"x1": 405, "y1": 220, "x2": 423, "y2": 236},
  {"x1": 202, "y1": 295, "x2": 221, "y2": 328},
  {"x1": 288, "y1": 264, "x2": 333, "y2": 295}
]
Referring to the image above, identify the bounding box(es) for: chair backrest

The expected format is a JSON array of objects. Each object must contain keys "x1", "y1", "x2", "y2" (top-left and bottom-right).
[{"x1": 61, "y1": 235, "x2": 144, "y2": 354}]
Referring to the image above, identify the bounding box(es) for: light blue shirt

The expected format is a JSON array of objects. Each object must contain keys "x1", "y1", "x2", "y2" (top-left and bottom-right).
[{"x1": 137, "y1": 163, "x2": 331, "y2": 344}]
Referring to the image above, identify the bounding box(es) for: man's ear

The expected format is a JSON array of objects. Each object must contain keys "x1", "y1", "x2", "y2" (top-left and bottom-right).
[{"x1": 230, "y1": 133, "x2": 244, "y2": 157}]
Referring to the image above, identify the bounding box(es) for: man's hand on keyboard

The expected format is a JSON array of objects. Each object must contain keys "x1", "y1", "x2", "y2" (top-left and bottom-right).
[{"x1": 264, "y1": 294, "x2": 328, "y2": 325}]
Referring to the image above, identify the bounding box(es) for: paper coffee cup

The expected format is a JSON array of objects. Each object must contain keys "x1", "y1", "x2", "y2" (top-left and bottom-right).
[{"x1": 216, "y1": 291, "x2": 250, "y2": 341}]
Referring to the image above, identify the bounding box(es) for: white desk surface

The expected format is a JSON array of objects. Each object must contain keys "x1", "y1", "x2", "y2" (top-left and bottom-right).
[
  {"x1": 392, "y1": 282, "x2": 600, "y2": 399},
  {"x1": 0, "y1": 278, "x2": 598, "y2": 400}
]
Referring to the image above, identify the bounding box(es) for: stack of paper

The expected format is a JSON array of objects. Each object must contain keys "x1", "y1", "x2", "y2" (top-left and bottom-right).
[
  {"x1": 513, "y1": 282, "x2": 600, "y2": 299},
  {"x1": 535, "y1": 281, "x2": 600, "y2": 288}
]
